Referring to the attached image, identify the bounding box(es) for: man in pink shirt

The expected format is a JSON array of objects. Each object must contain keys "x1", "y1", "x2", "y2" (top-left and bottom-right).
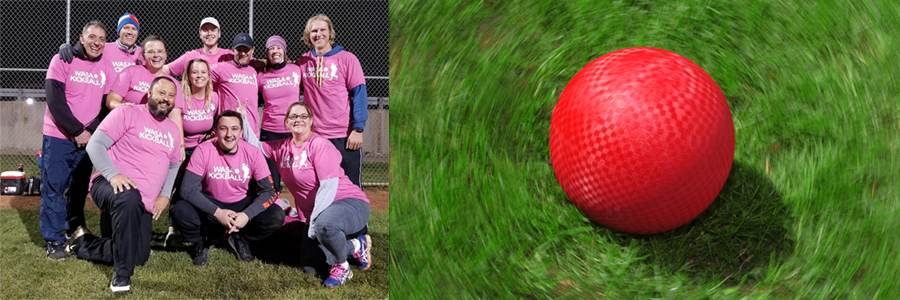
[
  {"x1": 40, "y1": 20, "x2": 117, "y2": 260},
  {"x1": 210, "y1": 33, "x2": 261, "y2": 136},
  {"x1": 58, "y1": 12, "x2": 143, "y2": 73},
  {"x1": 171, "y1": 111, "x2": 283, "y2": 266},
  {"x1": 64, "y1": 77, "x2": 181, "y2": 294},
  {"x1": 164, "y1": 17, "x2": 234, "y2": 77},
  {"x1": 295, "y1": 14, "x2": 368, "y2": 188}
]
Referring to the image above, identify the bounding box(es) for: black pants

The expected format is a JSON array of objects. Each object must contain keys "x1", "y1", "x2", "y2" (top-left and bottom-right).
[
  {"x1": 168, "y1": 146, "x2": 197, "y2": 228},
  {"x1": 327, "y1": 137, "x2": 363, "y2": 189},
  {"x1": 170, "y1": 194, "x2": 284, "y2": 244},
  {"x1": 260, "y1": 129, "x2": 292, "y2": 194},
  {"x1": 76, "y1": 176, "x2": 152, "y2": 278}
]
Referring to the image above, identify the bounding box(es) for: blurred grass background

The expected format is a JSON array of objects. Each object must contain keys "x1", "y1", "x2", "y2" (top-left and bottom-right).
[{"x1": 391, "y1": 0, "x2": 900, "y2": 298}]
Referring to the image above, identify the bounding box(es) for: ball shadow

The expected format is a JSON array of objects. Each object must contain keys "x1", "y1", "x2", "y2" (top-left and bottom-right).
[{"x1": 609, "y1": 162, "x2": 794, "y2": 283}]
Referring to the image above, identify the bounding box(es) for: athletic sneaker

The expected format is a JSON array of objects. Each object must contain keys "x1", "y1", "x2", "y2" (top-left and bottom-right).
[
  {"x1": 227, "y1": 234, "x2": 254, "y2": 262},
  {"x1": 354, "y1": 234, "x2": 372, "y2": 271},
  {"x1": 64, "y1": 226, "x2": 91, "y2": 255},
  {"x1": 46, "y1": 240, "x2": 66, "y2": 260},
  {"x1": 110, "y1": 274, "x2": 131, "y2": 294},
  {"x1": 192, "y1": 239, "x2": 211, "y2": 266},
  {"x1": 323, "y1": 264, "x2": 353, "y2": 287}
]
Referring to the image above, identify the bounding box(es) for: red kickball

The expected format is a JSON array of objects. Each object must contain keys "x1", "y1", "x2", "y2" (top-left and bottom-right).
[{"x1": 549, "y1": 47, "x2": 735, "y2": 234}]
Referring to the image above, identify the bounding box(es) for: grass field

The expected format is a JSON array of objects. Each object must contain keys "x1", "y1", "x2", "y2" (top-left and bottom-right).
[
  {"x1": 391, "y1": 0, "x2": 900, "y2": 299},
  {"x1": 0, "y1": 209, "x2": 388, "y2": 298}
]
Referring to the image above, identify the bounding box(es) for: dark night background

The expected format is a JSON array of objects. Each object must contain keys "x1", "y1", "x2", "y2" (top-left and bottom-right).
[{"x1": 0, "y1": 0, "x2": 389, "y2": 98}]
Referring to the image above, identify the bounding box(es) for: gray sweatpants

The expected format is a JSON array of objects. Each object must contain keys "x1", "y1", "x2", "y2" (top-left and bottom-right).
[{"x1": 315, "y1": 198, "x2": 370, "y2": 265}]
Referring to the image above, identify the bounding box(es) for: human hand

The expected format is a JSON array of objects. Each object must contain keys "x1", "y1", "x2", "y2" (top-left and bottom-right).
[
  {"x1": 346, "y1": 131, "x2": 363, "y2": 150},
  {"x1": 153, "y1": 196, "x2": 170, "y2": 220},
  {"x1": 73, "y1": 131, "x2": 92, "y2": 148},
  {"x1": 227, "y1": 212, "x2": 250, "y2": 234},
  {"x1": 109, "y1": 174, "x2": 137, "y2": 194},
  {"x1": 235, "y1": 99, "x2": 248, "y2": 116},
  {"x1": 214, "y1": 208, "x2": 238, "y2": 229},
  {"x1": 180, "y1": 146, "x2": 186, "y2": 162},
  {"x1": 58, "y1": 43, "x2": 74, "y2": 63}
]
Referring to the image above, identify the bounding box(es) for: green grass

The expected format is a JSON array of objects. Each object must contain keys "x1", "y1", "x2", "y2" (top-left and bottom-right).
[
  {"x1": 391, "y1": 0, "x2": 900, "y2": 298},
  {"x1": 0, "y1": 209, "x2": 388, "y2": 299}
]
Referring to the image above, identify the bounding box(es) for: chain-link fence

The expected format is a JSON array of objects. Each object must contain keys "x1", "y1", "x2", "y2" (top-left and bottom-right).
[{"x1": 0, "y1": 0, "x2": 388, "y2": 187}]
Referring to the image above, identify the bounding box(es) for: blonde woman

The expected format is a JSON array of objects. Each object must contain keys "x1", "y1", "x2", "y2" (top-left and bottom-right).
[{"x1": 166, "y1": 58, "x2": 220, "y2": 245}]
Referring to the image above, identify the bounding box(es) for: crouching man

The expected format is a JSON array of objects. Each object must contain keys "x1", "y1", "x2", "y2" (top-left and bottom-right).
[
  {"x1": 171, "y1": 110, "x2": 284, "y2": 266},
  {"x1": 65, "y1": 77, "x2": 181, "y2": 294}
]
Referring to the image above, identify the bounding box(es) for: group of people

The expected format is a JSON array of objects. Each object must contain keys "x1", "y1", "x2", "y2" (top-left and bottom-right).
[{"x1": 39, "y1": 12, "x2": 373, "y2": 294}]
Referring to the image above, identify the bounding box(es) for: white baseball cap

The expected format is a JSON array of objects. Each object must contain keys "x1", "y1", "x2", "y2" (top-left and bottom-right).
[{"x1": 199, "y1": 17, "x2": 220, "y2": 30}]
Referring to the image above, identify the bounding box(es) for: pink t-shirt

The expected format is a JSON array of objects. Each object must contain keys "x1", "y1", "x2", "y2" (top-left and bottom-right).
[
  {"x1": 258, "y1": 64, "x2": 302, "y2": 133},
  {"x1": 260, "y1": 134, "x2": 368, "y2": 222},
  {"x1": 110, "y1": 65, "x2": 185, "y2": 109},
  {"x1": 295, "y1": 51, "x2": 366, "y2": 138},
  {"x1": 168, "y1": 48, "x2": 235, "y2": 76},
  {"x1": 211, "y1": 60, "x2": 260, "y2": 135},
  {"x1": 92, "y1": 105, "x2": 181, "y2": 213},
  {"x1": 187, "y1": 138, "x2": 270, "y2": 203},
  {"x1": 181, "y1": 92, "x2": 221, "y2": 149},
  {"x1": 103, "y1": 42, "x2": 143, "y2": 73},
  {"x1": 43, "y1": 54, "x2": 117, "y2": 139}
]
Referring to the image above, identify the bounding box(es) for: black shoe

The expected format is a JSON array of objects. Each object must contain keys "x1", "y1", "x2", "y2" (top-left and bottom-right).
[
  {"x1": 192, "y1": 240, "x2": 211, "y2": 266},
  {"x1": 109, "y1": 274, "x2": 131, "y2": 294},
  {"x1": 227, "y1": 234, "x2": 254, "y2": 262},
  {"x1": 64, "y1": 226, "x2": 91, "y2": 255},
  {"x1": 46, "y1": 241, "x2": 66, "y2": 260}
]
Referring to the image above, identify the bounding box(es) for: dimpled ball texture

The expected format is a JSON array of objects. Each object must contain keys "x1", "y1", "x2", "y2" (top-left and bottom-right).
[{"x1": 549, "y1": 47, "x2": 735, "y2": 234}]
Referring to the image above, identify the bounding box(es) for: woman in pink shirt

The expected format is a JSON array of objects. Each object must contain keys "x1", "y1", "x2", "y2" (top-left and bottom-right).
[
  {"x1": 166, "y1": 58, "x2": 221, "y2": 244},
  {"x1": 257, "y1": 35, "x2": 303, "y2": 195},
  {"x1": 106, "y1": 35, "x2": 186, "y2": 160},
  {"x1": 239, "y1": 102, "x2": 371, "y2": 287}
]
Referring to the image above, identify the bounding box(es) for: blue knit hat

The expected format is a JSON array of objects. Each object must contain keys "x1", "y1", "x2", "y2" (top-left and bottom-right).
[{"x1": 116, "y1": 13, "x2": 140, "y2": 35}]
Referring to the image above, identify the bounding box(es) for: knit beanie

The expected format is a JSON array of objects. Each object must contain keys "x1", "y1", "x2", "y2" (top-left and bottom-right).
[{"x1": 117, "y1": 12, "x2": 140, "y2": 35}]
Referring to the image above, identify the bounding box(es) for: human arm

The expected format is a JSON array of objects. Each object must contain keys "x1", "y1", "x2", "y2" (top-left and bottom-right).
[
  {"x1": 44, "y1": 78, "x2": 89, "y2": 140},
  {"x1": 153, "y1": 162, "x2": 180, "y2": 220},
  {"x1": 86, "y1": 130, "x2": 138, "y2": 193},
  {"x1": 167, "y1": 108, "x2": 186, "y2": 161},
  {"x1": 179, "y1": 170, "x2": 238, "y2": 228},
  {"x1": 307, "y1": 177, "x2": 339, "y2": 239}
]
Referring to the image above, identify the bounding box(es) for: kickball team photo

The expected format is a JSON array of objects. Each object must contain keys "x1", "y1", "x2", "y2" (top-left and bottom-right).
[{"x1": 0, "y1": 1, "x2": 388, "y2": 298}]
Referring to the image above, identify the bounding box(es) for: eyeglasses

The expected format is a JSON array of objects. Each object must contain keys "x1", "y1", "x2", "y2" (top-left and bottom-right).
[
  {"x1": 287, "y1": 114, "x2": 310, "y2": 120},
  {"x1": 145, "y1": 50, "x2": 166, "y2": 55}
]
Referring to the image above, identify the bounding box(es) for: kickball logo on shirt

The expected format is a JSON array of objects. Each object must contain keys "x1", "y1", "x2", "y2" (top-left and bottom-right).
[
  {"x1": 112, "y1": 61, "x2": 135, "y2": 73},
  {"x1": 209, "y1": 163, "x2": 251, "y2": 183},
  {"x1": 183, "y1": 103, "x2": 216, "y2": 122},
  {"x1": 139, "y1": 127, "x2": 175, "y2": 152},
  {"x1": 263, "y1": 73, "x2": 301, "y2": 90},
  {"x1": 70, "y1": 70, "x2": 106, "y2": 87},
  {"x1": 227, "y1": 73, "x2": 257, "y2": 85},
  {"x1": 279, "y1": 151, "x2": 310, "y2": 170},
  {"x1": 132, "y1": 81, "x2": 150, "y2": 93},
  {"x1": 303, "y1": 63, "x2": 339, "y2": 81}
]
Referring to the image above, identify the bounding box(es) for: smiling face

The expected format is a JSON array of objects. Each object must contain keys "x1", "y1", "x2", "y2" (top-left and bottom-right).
[
  {"x1": 188, "y1": 60, "x2": 209, "y2": 89},
  {"x1": 234, "y1": 46, "x2": 254, "y2": 65},
  {"x1": 308, "y1": 20, "x2": 332, "y2": 50},
  {"x1": 79, "y1": 25, "x2": 107, "y2": 60},
  {"x1": 215, "y1": 115, "x2": 242, "y2": 153},
  {"x1": 142, "y1": 40, "x2": 167, "y2": 70},
  {"x1": 118, "y1": 24, "x2": 138, "y2": 47},
  {"x1": 266, "y1": 45, "x2": 285, "y2": 64},
  {"x1": 199, "y1": 23, "x2": 220, "y2": 47},
  {"x1": 284, "y1": 104, "x2": 313, "y2": 136},
  {"x1": 147, "y1": 79, "x2": 176, "y2": 120}
]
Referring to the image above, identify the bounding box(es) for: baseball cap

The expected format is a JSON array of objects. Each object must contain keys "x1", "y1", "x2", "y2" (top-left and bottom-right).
[
  {"x1": 199, "y1": 17, "x2": 220, "y2": 30},
  {"x1": 232, "y1": 33, "x2": 253, "y2": 49}
]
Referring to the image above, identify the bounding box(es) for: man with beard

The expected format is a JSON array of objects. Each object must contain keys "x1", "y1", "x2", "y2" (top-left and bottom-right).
[
  {"x1": 170, "y1": 110, "x2": 283, "y2": 266},
  {"x1": 65, "y1": 77, "x2": 182, "y2": 294},
  {"x1": 210, "y1": 33, "x2": 262, "y2": 136}
]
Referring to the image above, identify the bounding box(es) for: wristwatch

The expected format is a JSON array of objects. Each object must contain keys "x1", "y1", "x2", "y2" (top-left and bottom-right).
[{"x1": 352, "y1": 128, "x2": 364, "y2": 133}]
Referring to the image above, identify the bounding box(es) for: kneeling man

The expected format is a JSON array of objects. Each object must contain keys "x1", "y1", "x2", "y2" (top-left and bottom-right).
[
  {"x1": 172, "y1": 110, "x2": 284, "y2": 266},
  {"x1": 66, "y1": 76, "x2": 181, "y2": 294}
]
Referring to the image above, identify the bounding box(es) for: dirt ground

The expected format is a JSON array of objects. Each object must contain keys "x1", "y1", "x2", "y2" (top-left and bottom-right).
[{"x1": 0, "y1": 189, "x2": 388, "y2": 211}]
